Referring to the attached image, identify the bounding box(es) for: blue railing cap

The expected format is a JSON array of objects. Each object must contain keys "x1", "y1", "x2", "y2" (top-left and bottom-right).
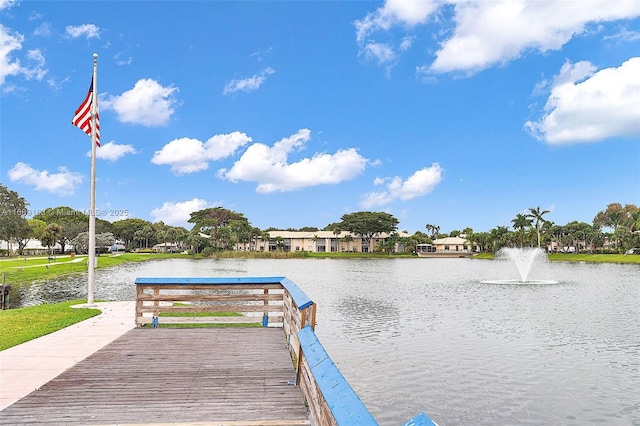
[
  {"x1": 402, "y1": 412, "x2": 438, "y2": 426},
  {"x1": 135, "y1": 276, "x2": 287, "y2": 285},
  {"x1": 298, "y1": 325, "x2": 378, "y2": 425}
]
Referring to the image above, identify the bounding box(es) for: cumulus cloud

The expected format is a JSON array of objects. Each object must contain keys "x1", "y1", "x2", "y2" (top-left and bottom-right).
[
  {"x1": 100, "y1": 79, "x2": 178, "y2": 126},
  {"x1": 152, "y1": 131, "x2": 252, "y2": 175},
  {"x1": 360, "y1": 164, "x2": 443, "y2": 208},
  {"x1": 150, "y1": 198, "x2": 217, "y2": 227},
  {"x1": 524, "y1": 57, "x2": 640, "y2": 144},
  {"x1": 7, "y1": 162, "x2": 83, "y2": 196},
  {"x1": 355, "y1": 0, "x2": 437, "y2": 43},
  {"x1": 354, "y1": 0, "x2": 438, "y2": 69},
  {"x1": 0, "y1": 25, "x2": 48, "y2": 86},
  {"x1": 223, "y1": 67, "x2": 275, "y2": 95},
  {"x1": 429, "y1": 1, "x2": 640, "y2": 74},
  {"x1": 65, "y1": 24, "x2": 100, "y2": 39},
  {"x1": 0, "y1": 0, "x2": 17, "y2": 10},
  {"x1": 88, "y1": 141, "x2": 137, "y2": 161},
  {"x1": 218, "y1": 129, "x2": 368, "y2": 193},
  {"x1": 355, "y1": 0, "x2": 640, "y2": 75}
]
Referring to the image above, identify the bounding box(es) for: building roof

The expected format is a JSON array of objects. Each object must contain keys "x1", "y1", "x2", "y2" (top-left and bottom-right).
[{"x1": 432, "y1": 236, "x2": 470, "y2": 245}]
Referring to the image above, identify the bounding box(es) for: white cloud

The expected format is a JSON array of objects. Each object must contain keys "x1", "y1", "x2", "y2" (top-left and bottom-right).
[
  {"x1": 100, "y1": 78, "x2": 178, "y2": 126},
  {"x1": 113, "y1": 52, "x2": 132, "y2": 66},
  {"x1": 34, "y1": 22, "x2": 52, "y2": 37},
  {"x1": 355, "y1": 0, "x2": 438, "y2": 44},
  {"x1": 152, "y1": 131, "x2": 252, "y2": 175},
  {"x1": 363, "y1": 42, "x2": 397, "y2": 66},
  {"x1": 7, "y1": 162, "x2": 83, "y2": 196},
  {"x1": 430, "y1": 1, "x2": 640, "y2": 74},
  {"x1": 0, "y1": 25, "x2": 48, "y2": 86},
  {"x1": 65, "y1": 24, "x2": 100, "y2": 39},
  {"x1": 219, "y1": 129, "x2": 368, "y2": 193},
  {"x1": 355, "y1": 0, "x2": 640, "y2": 75},
  {"x1": 88, "y1": 141, "x2": 137, "y2": 161},
  {"x1": 525, "y1": 57, "x2": 640, "y2": 145},
  {"x1": 361, "y1": 164, "x2": 443, "y2": 208},
  {"x1": 0, "y1": 0, "x2": 17, "y2": 10},
  {"x1": 223, "y1": 67, "x2": 275, "y2": 95},
  {"x1": 150, "y1": 198, "x2": 217, "y2": 227}
]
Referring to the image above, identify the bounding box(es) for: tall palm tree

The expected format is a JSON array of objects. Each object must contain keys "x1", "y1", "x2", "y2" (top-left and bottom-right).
[
  {"x1": 511, "y1": 214, "x2": 532, "y2": 248},
  {"x1": 527, "y1": 206, "x2": 550, "y2": 248}
]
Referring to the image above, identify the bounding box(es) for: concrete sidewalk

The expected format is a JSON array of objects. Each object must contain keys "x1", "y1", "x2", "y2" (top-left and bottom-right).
[{"x1": 0, "y1": 301, "x2": 136, "y2": 410}]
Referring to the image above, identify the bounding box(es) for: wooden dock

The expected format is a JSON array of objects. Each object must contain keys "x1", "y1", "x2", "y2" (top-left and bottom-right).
[
  {"x1": 0, "y1": 277, "x2": 436, "y2": 425},
  {"x1": 0, "y1": 328, "x2": 310, "y2": 425}
]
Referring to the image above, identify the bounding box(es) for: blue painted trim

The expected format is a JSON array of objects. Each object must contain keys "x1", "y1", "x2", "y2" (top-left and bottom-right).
[
  {"x1": 279, "y1": 277, "x2": 314, "y2": 310},
  {"x1": 402, "y1": 413, "x2": 437, "y2": 426},
  {"x1": 135, "y1": 277, "x2": 286, "y2": 285},
  {"x1": 298, "y1": 325, "x2": 378, "y2": 425}
]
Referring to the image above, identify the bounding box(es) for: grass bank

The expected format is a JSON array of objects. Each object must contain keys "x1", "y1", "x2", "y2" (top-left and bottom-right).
[
  {"x1": 472, "y1": 252, "x2": 640, "y2": 264},
  {"x1": 0, "y1": 253, "x2": 193, "y2": 285},
  {"x1": 0, "y1": 299, "x2": 100, "y2": 350}
]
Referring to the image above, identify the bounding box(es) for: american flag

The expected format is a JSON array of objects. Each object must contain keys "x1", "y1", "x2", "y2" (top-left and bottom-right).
[{"x1": 72, "y1": 78, "x2": 100, "y2": 147}]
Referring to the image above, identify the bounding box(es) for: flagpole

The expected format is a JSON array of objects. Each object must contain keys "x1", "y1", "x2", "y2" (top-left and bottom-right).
[{"x1": 87, "y1": 53, "x2": 98, "y2": 305}]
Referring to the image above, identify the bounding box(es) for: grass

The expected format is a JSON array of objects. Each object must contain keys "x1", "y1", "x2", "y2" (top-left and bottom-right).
[
  {"x1": 547, "y1": 253, "x2": 640, "y2": 264},
  {"x1": 0, "y1": 299, "x2": 100, "y2": 350},
  {"x1": 0, "y1": 253, "x2": 193, "y2": 285},
  {"x1": 148, "y1": 308, "x2": 262, "y2": 328}
]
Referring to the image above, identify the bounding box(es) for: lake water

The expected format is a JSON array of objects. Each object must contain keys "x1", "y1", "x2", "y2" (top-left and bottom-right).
[{"x1": 11, "y1": 257, "x2": 640, "y2": 425}]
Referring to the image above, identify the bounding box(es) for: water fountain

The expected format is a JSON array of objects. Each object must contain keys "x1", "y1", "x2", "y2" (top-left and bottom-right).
[{"x1": 481, "y1": 247, "x2": 559, "y2": 284}]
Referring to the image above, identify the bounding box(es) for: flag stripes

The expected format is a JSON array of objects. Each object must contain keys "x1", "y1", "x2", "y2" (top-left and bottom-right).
[{"x1": 72, "y1": 78, "x2": 101, "y2": 146}]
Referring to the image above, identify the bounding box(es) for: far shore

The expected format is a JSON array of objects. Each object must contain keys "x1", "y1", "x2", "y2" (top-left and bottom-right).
[{"x1": 0, "y1": 251, "x2": 638, "y2": 286}]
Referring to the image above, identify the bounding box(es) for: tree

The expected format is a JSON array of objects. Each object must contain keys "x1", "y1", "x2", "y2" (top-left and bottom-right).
[
  {"x1": 19, "y1": 218, "x2": 47, "y2": 254},
  {"x1": 526, "y1": 206, "x2": 550, "y2": 249},
  {"x1": 489, "y1": 226, "x2": 510, "y2": 252},
  {"x1": 33, "y1": 206, "x2": 109, "y2": 253},
  {"x1": 112, "y1": 218, "x2": 154, "y2": 250},
  {"x1": 511, "y1": 213, "x2": 533, "y2": 248},
  {"x1": 0, "y1": 184, "x2": 29, "y2": 255},
  {"x1": 339, "y1": 211, "x2": 399, "y2": 252},
  {"x1": 424, "y1": 224, "x2": 440, "y2": 239},
  {"x1": 71, "y1": 232, "x2": 115, "y2": 254},
  {"x1": 188, "y1": 207, "x2": 251, "y2": 252},
  {"x1": 332, "y1": 227, "x2": 342, "y2": 252},
  {"x1": 41, "y1": 224, "x2": 62, "y2": 255}
]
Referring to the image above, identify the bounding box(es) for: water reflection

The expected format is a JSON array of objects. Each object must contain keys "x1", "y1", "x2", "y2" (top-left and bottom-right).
[{"x1": 8, "y1": 258, "x2": 640, "y2": 425}]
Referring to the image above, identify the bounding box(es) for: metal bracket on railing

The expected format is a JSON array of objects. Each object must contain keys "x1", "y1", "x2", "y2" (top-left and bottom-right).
[
  {"x1": 152, "y1": 316, "x2": 158, "y2": 328},
  {"x1": 287, "y1": 375, "x2": 297, "y2": 386},
  {"x1": 262, "y1": 313, "x2": 268, "y2": 327},
  {"x1": 284, "y1": 334, "x2": 291, "y2": 349}
]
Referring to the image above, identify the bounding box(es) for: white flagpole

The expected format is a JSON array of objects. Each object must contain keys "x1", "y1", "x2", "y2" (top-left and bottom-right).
[{"x1": 87, "y1": 53, "x2": 98, "y2": 305}]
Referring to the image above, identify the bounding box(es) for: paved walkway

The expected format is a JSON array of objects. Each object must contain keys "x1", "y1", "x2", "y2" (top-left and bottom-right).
[{"x1": 0, "y1": 301, "x2": 136, "y2": 410}]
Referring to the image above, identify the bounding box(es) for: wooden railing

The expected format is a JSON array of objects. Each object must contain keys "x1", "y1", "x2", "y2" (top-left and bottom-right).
[{"x1": 134, "y1": 276, "x2": 436, "y2": 426}]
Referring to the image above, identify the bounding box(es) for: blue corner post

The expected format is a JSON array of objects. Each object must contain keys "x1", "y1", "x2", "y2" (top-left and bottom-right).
[{"x1": 402, "y1": 412, "x2": 438, "y2": 426}]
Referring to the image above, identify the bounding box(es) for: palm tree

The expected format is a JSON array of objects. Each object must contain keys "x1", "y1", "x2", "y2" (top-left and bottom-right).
[
  {"x1": 511, "y1": 214, "x2": 532, "y2": 248},
  {"x1": 526, "y1": 206, "x2": 550, "y2": 249},
  {"x1": 332, "y1": 228, "x2": 341, "y2": 252}
]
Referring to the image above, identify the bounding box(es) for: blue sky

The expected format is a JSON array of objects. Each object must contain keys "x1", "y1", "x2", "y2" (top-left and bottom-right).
[{"x1": 2, "y1": 0, "x2": 639, "y2": 234}]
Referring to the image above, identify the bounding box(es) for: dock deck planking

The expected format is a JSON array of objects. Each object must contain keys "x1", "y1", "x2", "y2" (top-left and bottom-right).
[{"x1": 0, "y1": 328, "x2": 310, "y2": 425}]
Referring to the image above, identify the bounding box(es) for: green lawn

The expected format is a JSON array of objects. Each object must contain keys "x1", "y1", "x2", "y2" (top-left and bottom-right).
[
  {"x1": 0, "y1": 253, "x2": 192, "y2": 285},
  {"x1": 0, "y1": 299, "x2": 100, "y2": 350}
]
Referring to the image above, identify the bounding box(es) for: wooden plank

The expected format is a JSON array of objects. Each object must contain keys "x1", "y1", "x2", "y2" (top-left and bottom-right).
[
  {"x1": 0, "y1": 328, "x2": 309, "y2": 425},
  {"x1": 91, "y1": 421, "x2": 310, "y2": 426},
  {"x1": 137, "y1": 305, "x2": 284, "y2": 313},
  {"x1": 135, "y1": 315, "x2": 284, "y2": 325},
  {"x1": 137, "y1": 293, "x2": 284, "y2": 302}
]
